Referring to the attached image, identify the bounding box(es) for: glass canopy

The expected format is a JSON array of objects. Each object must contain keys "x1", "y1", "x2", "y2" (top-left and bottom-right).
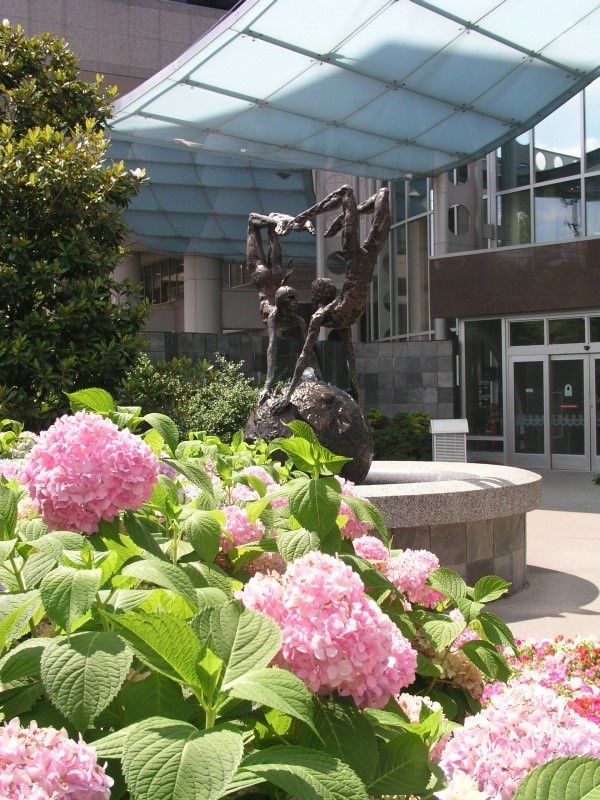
[{"x1": 109, "y1": 0, "x2": 600, "y2": 257}]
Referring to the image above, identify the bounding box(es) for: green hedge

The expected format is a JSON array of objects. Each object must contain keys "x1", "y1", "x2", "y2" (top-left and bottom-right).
[{"x1": 368, "y1": 409, "x2": 432, "y2": 461}]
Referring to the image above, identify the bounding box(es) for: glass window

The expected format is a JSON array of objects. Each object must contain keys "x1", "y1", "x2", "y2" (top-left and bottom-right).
[
  {"x1": 548, "y1": 317, "x2": 585, "y2": 344},
  {"x1": 393, "y1": 180, "x2": 406, "y2": 223},
  {"x1": 497, "y1": 190, "x2": 531, "y2": 246},
  {"x1": 377, "y1": 239, "x2": 391, "y2": 339},
  {"x1": 464, "y1": 319, "x2": 503, "y2": 437},
  {"x1": 534, "y1": 180, "x2": 581, "y2": 241},
  {"x1": 143, "y1": 258, "x2": 183, "y2": 303},
  {"x1": 513, "y1": 361, "x2": 545, "y2": 454},
  {"x1": 585, "y1": 78, "x2": 600, "y2": 171},
  {"x1": 590, "y1": 317, "x2": 600, "y2": 342},
  {"x1": 448, "y1": 204, "x2": 470, "y2": 235},
  {"x1": 509, "y1": 320, "x2": 544, "y2": 347},
  {"x1": 448, "y1": 165, "x2": 469, "y2": 184},
  {"x1": 534, "y1": 94, "x2": 581, "y2": 181},
  {"x1": 585, "y1": 175, "x2": 600, "y2": 237},
  {"x1": 408, "y1": 178, "x2": 428, "y2": 217},
  {"x1": 497, "y1": 132, "x2": 530, "y2": 190}
]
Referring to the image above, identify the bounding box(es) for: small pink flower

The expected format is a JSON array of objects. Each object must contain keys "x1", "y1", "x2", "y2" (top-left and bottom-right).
[
  {"x1": 0, "y1": 717, "x2": 112, "y2": 799},
  {"x1": 335, "y1": 477, "x2": 372, "y2": 539},
  {"x1": 353, "y1": 535, "x2": 389, "y2": 562},
  {"x1": 384, "y1": 549, "x2": 444, "y2": 608},
  {"x1": 22, "y1": 412, "x2": 159, "y2": 534}
]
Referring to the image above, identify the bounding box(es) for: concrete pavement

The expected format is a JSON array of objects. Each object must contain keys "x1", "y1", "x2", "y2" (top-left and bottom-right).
[{"x1": 489, "y1": 470, "x2": 600, "y2": 640}]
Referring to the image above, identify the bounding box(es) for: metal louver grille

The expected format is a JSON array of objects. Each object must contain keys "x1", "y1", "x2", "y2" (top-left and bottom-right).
[{"x1": 432, "y1": 433, "x2": 467, "y2": 462}]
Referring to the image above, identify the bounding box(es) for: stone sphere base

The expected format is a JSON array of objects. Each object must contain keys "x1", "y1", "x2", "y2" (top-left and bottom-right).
[{"x1": 244, "y1": 379, "x2": 374, "y2": 484}]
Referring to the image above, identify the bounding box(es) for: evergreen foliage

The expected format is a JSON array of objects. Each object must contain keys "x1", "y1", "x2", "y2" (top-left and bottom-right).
[{"x1": 0, "y1": 21, "x2": 147, "y2": 429}]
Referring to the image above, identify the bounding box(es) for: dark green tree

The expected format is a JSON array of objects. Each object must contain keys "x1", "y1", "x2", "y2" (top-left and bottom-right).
[{"x1": 0, "y1": 20, "x2": 148, "y2": 429}]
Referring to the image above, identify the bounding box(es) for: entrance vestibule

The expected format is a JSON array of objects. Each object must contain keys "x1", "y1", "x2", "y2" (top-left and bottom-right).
[{"x1": 508, "y1": 353, "x2": 600, "y2": 471}]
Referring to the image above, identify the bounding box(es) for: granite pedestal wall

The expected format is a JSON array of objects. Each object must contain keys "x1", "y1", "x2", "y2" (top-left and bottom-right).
[
  {"x1": 143, "y1": 332, "x2": 457, "y2": 420},
  {"x1": 356, "y1": 462, "x2": 542, "y2": 594}
]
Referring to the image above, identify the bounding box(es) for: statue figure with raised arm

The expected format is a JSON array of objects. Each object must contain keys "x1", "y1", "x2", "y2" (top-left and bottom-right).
[
  {"x1": 275, "y1": 184, "x2": 390, "y2": 408},
  {"x1": 245, "y1": 212, "x2": 316, "y2": 402}
]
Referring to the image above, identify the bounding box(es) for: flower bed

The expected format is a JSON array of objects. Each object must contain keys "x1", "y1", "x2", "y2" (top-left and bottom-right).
[{"x1": 0, "y1": 389, "x2": 598, "y2": 800}]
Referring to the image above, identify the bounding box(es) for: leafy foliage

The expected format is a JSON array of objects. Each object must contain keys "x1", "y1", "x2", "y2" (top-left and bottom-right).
[
  {"x1": 0, "y1": 21, "x2": 147, "y2": 430},
  {"x1": 0, "y1": 393, "x2": 524, "y2": 799},
  {"x1": 368, "y1": 410, "x2": 433, "y2": 460}
]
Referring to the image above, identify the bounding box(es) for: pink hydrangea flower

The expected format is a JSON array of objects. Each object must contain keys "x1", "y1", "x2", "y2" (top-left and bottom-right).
[
  {"x1": 449, "y1": 608, "x2": 480, "y2": 649},
  {"x1": 239, "y1": 551, "x2": 417, "y2": 708},
  {"x1": 0, "y1": 717, "x2": 112, "y2": 799},
  {"x1": 0, "y1": 459, "x2": 24, "y2": 482},
  {"x1": 438, "y1": 683, "x2": 600, "y2": 800},
  {"x1": 22, "y1": 412, "x2": 159, "y2": 534},
  {"x1": 335, "y1": 476, "x2": 372, "y2": 539},
  {"x1": 221, "y1": 505, "x2": 265, "y2": 553},
  {"x1": 384, "y1": 549, "x2": 444, "y2": 608},
  {"x1": 353, "y1": 534, "x2": 389, "y2": 562}
]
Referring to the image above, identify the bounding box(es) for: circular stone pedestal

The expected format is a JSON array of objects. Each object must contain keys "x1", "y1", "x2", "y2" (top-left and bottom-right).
[
  {"x1": 355, "y1": 461, "x2": 542, "y2": 594},
  {"x1": 245, "y1": 380, "x2": 374, "y2": 484}
]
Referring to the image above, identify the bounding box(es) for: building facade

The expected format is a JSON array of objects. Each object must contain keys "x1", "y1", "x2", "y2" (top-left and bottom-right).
[{"x1": 6, "y1": 0, "x2": 600, "y2": 468}]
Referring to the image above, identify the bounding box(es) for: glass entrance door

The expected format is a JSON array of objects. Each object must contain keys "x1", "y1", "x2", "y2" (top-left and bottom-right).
[
  {"x1": 509, "y1": 356, "x2": 548, "y2": 469},
  {"x1": 509, "y1": 355, "x2": 597, "y2": 470},
  {"x1": 550, "y1": 356, "x2": 589, "y2": 470}
]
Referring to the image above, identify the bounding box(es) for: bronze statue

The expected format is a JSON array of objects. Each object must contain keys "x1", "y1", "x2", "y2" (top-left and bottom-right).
[
  {"x1": 246, "y1": 212, "x2": 316, "y2": 402},
  {"x1": 275, "y1": 184, "x2": 391, "y2": 406}
]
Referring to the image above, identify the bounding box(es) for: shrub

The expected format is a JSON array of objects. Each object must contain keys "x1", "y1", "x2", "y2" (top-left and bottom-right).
[
  {"x1": 0, "y1": 21, "x2": 147, "y2": 430},
  {"x1": 121, "y1": 353, "x2": 258, "y2": 441},
  {"x1": 184, "y1": 354, "x2": 259, "y2": 441},
  {"x1": 369, "y1": 410, "x2": 432, "y2": 460}
]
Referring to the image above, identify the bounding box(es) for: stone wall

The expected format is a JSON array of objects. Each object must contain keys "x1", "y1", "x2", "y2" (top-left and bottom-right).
[{"x1": 143, "y1": 332, "x2": 457, "y2": 419}]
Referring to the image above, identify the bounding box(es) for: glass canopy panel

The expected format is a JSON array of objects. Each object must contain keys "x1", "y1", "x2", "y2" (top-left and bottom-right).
[
  {"x1": 540, "y1": 9, "x2": 600, "y2": 69},
  {"x1": 345, "y1": 90, "x2": 454, "y2": 141},
  {"x1": 337, "y1": 4, "x2": 464, "y2": 83},
  {"x1": 219, "y1": 107, "x2": 328, "y2": 145},
  {"x1": 187, "y1": 35, "x2": 313, "y2": 97},
  {"x1": 299, "y1": 127, "x2": 395, "y2": 161},
  {"x1": 370, "y1": 145, "x2": 452, "y2": 176},
  {"x1": 270, "y1": 61, "x2": 385, "y2": 119},
  {"x1": 241, "y1": 0, "x2": 388, "y2": 55},
  {"x1": 479, "y1": 0, "x2": 600, "y2": 53},
  {"x1": 403, "y1": 30, "x2": 524, "y2": 106},
  {"x1": 416, "y1": 110, "x2": 509, "y2": 154},
  {"x1": 143, "y1": 84, "x2": 253, "y2": 128}
]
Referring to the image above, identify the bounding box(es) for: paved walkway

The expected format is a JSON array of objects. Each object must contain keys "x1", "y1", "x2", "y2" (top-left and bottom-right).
[{"x1": 490, "y1": 469, "x2": 600, "y2": 640}]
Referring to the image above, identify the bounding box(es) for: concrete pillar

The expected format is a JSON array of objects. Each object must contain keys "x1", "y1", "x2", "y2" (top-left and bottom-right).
[
  {"x1": 183, "y1": 255, "x2": 222, "y2": 333},
  {"x1": 113, "y1": 252, "x2": 142, "y2": 285},
  {"x1": 434, "y1": 317, "x2": 450, "y2": 340}
]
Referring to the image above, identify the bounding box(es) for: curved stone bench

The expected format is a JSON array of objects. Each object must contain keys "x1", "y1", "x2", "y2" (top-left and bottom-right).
[{"x1": 354, "y1": 461, "x2": 542, "y2": 594}]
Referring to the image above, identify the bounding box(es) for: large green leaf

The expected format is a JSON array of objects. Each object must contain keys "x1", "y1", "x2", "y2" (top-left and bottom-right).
[
  {"x1": 299, "y1": 697, "x2": 379, "y2": 786},
  {"x1": 21, "y1": 551, "x2": 56, "y2": 589},
  {"x1": 0, "y1": 590, "x2": 41, "y2": 649},
  {"x1": 16, "y1": 517, "x2": 47, "y2": 542},
  {"x1": 40, "y1": 566, "x2": 102, "y2": 631},
  {"x1": 164, "y1": 459, "x2": 215, "y2": 494},
  {"x1": 121, "y1": 557, "x2": 198, "y2": 611},
  {"x1": 103, "y1": 611, "x2": 204, "y2": 689},
  {"x1": 241, "y1": 745, "x2": 369, "y2": 800},
  {"x1": 143, "y1": 413, "x2": 179, "y2": 455},
  {"x1": 472, "y1": 575, "x2": 512, "y2": 602},
  {"x1": 339, "y1": 494, "x2": 388, "y2": 540},
  {"x1": 421, "y1": 616, "x2": 466, "y2": 652},
  {"x1": 367, "y1": 731, "x2": 431, "y2": 797},
  {"x1": 276, "y1": 528, "x2": 320, "y2": 562},
  {"x1": 426, "y1": 568, "x2": 468, "y2": 600},
  {"x1": 41, "y1": 631, "x2": 132, "y2": 731},
  {"x1": 460, "y1": 639, "x2": 511, "y2": 682},
  {"x1": 0, "y1": 483, "x2": 17, "y2": 539},
  {"x1": 227, "y1": 667, "x2": 315, "y2": 731},
  {"x1": 514, "y1": 756, "x2": 600, "y2": 800},
  {"x1": 118, "y1": 672, "x2": 190, "y2": 724},
  {"x1": 0, "y1": 637, "x2": 50, "y2": 682},
  {"x1": 31, "y1": 531, "x2": 88, "y2": 563},
  {"x1": 180, "y1": 511, "x2": 222, "y2": 563},
  {"x1": 209, "y1": 603, "x2": 281, "y2": 689},
  {"x1": 288, "y1": 476, "x2": 341, "y2": 534},
  {"x1": 474, "y1": 611, "x2": 516, "y2": 649},
  {"x1": 67, "y1": 388, "x2": 116, "y2": 414},
  {"x1": 122, "y1": 717, "x2": 244, "y2": 800},
  {"x1": 0, "y1": 538, "x2": 17, "y2": 562}
]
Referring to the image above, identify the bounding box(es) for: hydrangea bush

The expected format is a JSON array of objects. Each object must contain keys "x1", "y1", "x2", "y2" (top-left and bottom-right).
[{"x1": 0, "y1": 387, "x2": 598, "y2": 800}]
